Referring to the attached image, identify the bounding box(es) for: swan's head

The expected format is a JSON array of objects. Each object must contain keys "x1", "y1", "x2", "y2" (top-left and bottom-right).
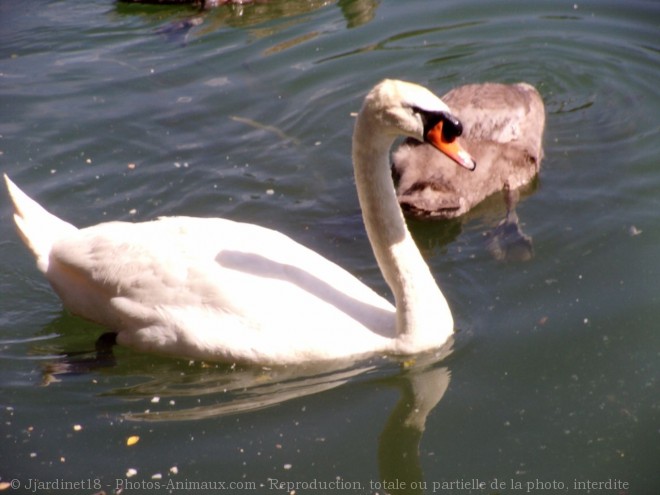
[{"x1": 365, "y1": 79, "x2": 476, "y2": 170}]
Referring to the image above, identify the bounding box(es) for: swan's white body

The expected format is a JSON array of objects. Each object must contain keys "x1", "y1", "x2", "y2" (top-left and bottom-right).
[{"x1": 5, "y1": 80, "x2": 468, "y2": 365}]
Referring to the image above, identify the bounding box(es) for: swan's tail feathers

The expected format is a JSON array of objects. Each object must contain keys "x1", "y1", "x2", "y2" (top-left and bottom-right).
[{"x1": 4, "y1": 174, "x2": 77, "y2": 273}]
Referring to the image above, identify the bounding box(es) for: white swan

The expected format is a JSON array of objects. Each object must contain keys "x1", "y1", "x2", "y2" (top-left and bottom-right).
[{"x1": 5, "y1": 79, "x2": 475, "y2": 365}]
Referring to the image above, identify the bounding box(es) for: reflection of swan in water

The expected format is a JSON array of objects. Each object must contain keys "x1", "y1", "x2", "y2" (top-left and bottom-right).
[
  {"x1": 126, "y1": 360, "x2": 450, "y2": 495},
  {"x1": 41, "y1": 340, "x2": 450, "y2": 493},
  {"x1": 82, "y1": 350, "x2": 451, "y2": 426},
  {"x1": 114, "y1": 357, "x2": 450, "y2": 494},
  {"x1": 114, "y1": 361, "x2": 384, "y2": 421},
  {"x1": 378, "y1": 362, "x2": 450, "y2": 494}
]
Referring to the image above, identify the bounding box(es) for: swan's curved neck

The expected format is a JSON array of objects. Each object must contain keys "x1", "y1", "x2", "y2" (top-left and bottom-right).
[{"x1": 352, "y1": 109, "x2": 453, "y2": 349}]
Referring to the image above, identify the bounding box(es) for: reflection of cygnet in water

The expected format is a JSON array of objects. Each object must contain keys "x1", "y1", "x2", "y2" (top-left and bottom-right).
[{"x1": 378, "y1": 364, "x2": 451, "y2": 495}]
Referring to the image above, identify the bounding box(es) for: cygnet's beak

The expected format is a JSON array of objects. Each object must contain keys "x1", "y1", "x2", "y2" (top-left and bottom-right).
[{"x1": 426, "y1": 119, "x2": 477, "y2": 171}]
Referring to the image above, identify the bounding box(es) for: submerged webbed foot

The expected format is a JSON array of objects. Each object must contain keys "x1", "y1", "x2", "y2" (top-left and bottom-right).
[{"x1": 485, "y1": 187, "x2": 534, "y2": 262}]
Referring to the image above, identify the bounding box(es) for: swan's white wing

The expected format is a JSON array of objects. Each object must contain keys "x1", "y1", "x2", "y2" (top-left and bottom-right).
[{"x1": 47, "y1": 216, "x2": 395, "y2": 363}]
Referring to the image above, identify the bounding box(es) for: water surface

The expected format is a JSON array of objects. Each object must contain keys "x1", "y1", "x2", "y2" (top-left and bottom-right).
[{"x1": 1, "y1": 0, "x2": 658, "y2": 493}]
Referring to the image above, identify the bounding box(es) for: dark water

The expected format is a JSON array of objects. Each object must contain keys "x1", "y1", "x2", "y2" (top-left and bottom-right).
[{"x1": 1, "y1": 0, "x2": 658, "y2": 493}]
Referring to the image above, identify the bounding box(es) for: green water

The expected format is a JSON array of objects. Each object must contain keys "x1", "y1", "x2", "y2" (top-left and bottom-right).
[{"x1": 1, "y1": 0, "x2": 658, "y2": 493}]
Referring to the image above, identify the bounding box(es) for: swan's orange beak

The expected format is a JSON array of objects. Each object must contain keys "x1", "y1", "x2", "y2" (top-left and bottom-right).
[{"x1": 426, "y1": 121, "x2": 476, "y2": 171}]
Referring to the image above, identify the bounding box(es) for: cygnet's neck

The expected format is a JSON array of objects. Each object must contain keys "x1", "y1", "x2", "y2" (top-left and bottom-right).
[{"x1": 352, "y1": 109, "x2": 453, "y2": 350}]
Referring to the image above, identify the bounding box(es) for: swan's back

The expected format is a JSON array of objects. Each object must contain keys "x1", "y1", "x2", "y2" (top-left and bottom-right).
[{"x1": 393, "y1": 82, "x2": 545, "y2": 217}]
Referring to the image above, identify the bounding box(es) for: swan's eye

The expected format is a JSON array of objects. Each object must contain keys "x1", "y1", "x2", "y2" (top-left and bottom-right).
[
  {"x1": 441, "y1": 113, "x2": 463, "y2": 141},
  {"x1": 420, "y1": 110, "x2": 463, "y2": 142}
]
